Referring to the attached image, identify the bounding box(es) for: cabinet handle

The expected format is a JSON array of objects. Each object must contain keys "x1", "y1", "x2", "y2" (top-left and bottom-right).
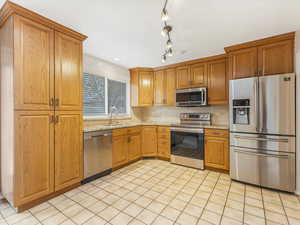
[
  {"x1": 50, "y1": 115, "x2": 55, "y2": 123},
  {"x1": 55, "y1": 115, "x2": 59, "y2": 124},
  {"x1": 55, "y1": 99, "x2": 60, "y2": 106},
  {"x1": 49, "y1": 98, "x2": 55, "y2": 106}
]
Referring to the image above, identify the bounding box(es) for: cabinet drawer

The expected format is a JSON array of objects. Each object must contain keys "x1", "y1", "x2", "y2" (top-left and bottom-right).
[
  {"x1": 157, "y1": 133, "x2": 170, "y2": 140},
  {"x1": 205, "y1": 129, "x2": 229, "y2": 138},
  {"x1": 112, "y1": 128, "x2": 128, "y2": 137},
  {"x1": 157, "y1": 126, "x2": 170, "y2": 134},
  {"x1": 128, "y1": 126, "x2": 142, "y2": 135},
  {"x1": 158, "y1": 139, "x2": 170, "y2": 148}
]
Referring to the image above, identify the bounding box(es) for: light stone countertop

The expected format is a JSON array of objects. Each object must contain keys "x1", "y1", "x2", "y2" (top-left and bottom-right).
[{"x1": 83, "y1": 121, "x2": 229, "y2": 132}]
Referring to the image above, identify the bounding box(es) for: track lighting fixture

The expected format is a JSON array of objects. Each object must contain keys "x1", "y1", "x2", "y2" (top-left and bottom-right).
[{"x1": 161, "y1": 8, "x2": 169, "y2": 21}]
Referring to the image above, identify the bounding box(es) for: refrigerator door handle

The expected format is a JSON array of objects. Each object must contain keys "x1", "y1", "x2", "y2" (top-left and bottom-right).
[
  {"x1": 254, "y1": 78, "x2": 260, "y2": 132},
  {"x1": 233, "y1": 149, "x2": 290, "y2": 159},
  {"x1": 233, "y1": 135, "x2": 289, "y2": 143}
]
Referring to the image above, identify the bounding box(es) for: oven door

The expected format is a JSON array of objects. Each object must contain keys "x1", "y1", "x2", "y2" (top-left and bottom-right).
[
  {"x1": 171, "y1": 127, "x2": 204, "y2": 169},
  {"x1": 176, "y1": 88, "x2": 207, "y2": 107}
]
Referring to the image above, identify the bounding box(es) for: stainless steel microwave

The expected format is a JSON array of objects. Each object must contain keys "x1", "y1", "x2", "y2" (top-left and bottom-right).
[{"x1": 176, "y1": 88, "x2": 207, "y2": 107}]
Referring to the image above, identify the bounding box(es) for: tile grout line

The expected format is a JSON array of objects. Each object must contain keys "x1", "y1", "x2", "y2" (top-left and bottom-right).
[
  {"x1": 278, "y1": 193, "x2": 291, "y2": 225},
  {"x1": 218, "y1": 176, "x2": 232, "y2": 224},
  {"x1": 259, "y1": 187, "x2": 267, "y2": 225}
]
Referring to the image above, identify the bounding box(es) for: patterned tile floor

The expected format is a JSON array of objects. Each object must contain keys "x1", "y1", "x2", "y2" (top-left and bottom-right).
[{"x1": 1, "y1": 159, "x2": 300, "y2": 225}]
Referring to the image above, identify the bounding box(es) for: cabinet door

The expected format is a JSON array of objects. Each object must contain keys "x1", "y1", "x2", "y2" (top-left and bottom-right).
[
  {"x1": 55, "y1": 32, "x2": 82, "y2": 111},
  {"x1": 207, "y1": 59, "x2": 228, "y2": 104},
  {"x1": 176, "y1": 66, "x2": 190, "y2": 89},
  {"x1": 154, "y1": 70, "x2": 166, "y2": 105},
  {"x1": 128, "y1": 133, "x2": 141, "y2": 162},
  {"x1": 112, "y1": 135, "x2": 128, "y2": 168},
  {"x1": 165, "y1": 69, "x2": 176, "y2": 106},
  {"x1": 258, "y1": 40, "x2": 294, "y2": 76},
  {"x1": 14, "y1": 15, "x2": 54, "y2": 111},
  {"x1": 139, "y1": 71, "x2": 154, "y2": 106},
  {"x1": 15, "y1": 111, "x2": 54, "y2": 206},
  {"x1": 190, "y1": 63, "x2": 207, "y2": 87},
  {"x1": 55, "y1": 112, "x2": 82, "y2": 191},
  {"x1": 142, "y1": 126, "x2": 157, "y2": 156},
  {"x1": 205, "y1": 136, "x2": 229, "y2": 170},
  {"x1": 157, "y1": 127, "x2": 171, "y2": 158},
  {"x1": 229, "y1": 47, "x2": 258, "y2": 79}
]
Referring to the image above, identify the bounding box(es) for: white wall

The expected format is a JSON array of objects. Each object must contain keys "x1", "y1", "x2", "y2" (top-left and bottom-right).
[
  {"x1": 295, "y1": 31, "x2": 300, "y2": 195},
  {"x1": 83, "y1": 54, "x2": 130, "y2": 82}
]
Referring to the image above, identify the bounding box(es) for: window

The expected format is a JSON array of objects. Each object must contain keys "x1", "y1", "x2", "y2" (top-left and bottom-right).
[{"x1": 83, "y1": 73, "x2": 129, "y2": 117}]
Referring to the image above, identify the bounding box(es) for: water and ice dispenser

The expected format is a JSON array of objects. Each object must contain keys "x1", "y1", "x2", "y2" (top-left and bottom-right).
[{"x1": 232, "y1": 99, "x2": 250, "y2": 125}]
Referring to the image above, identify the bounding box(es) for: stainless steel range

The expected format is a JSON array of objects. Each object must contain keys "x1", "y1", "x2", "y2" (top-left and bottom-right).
[
  {"x1": 171, "y1": 113, "x2": 211, "y2": 169},
  {"x1": 229, "y1": 73, "x2": 296, "y2": 192}
]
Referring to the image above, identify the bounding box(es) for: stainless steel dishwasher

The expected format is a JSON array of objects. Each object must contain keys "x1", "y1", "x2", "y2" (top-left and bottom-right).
[{"x1": 83, "y1": 130, "x2": 112, "y2": 183}]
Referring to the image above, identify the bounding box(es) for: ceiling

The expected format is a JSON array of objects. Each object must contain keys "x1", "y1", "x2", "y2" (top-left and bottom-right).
[{"x1": 1, "y1": 0, "x2": 300, "y2": 68}]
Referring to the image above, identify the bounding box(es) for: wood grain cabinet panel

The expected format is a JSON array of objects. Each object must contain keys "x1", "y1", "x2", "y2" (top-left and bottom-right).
[
  {"x1": 14, "y1": 15, "x2": 54, "y2": 111},
  {"x1": 229, "y1": 47, "x2": 258, "y2": 79},
  {"x1": 165, "y1": 69, "x2": 176, "y2": 106},
  {"x1": 190, "y1": 63, "x2": 207, "y2": 87},
  {"x1": 157, "y1": 127, "x2": 170, "y2": 159},
  {"x1": 112, "y1": 135, "x2": 128, "y2": 168},
  {"x1": 176, "y1": 66, "x2": 190, "y2": 89},
  {"x1": 258, "y1": 40, "x2": 294, "y2": 76},
  {"x1": 128, "y1": 133, "x2": 141, "y2": 162},
  {"x1": 55, "y1": 32, "x2": 82, "y2": 111},
  {"x1": 207, "y1": 59, "x2": 228, "y2": 104},
  {"x1": 204, "y1": 129, "x2": 229, "y2": 171},
  {"x1": 54, "y1": 112, "x2": 82, "y2": 191},
  {"x1": 15, "y1": 111, "x2": 54, "y2": 206},
  {"x1": 142, "y1": 126, "x2": 157, "y2": 157},
  {"x1": 139, "y1": 71, "x2": 154, "y2": 106},
  {"x1": 154, "y1": 70, "x2": 166, "y2": 105}
]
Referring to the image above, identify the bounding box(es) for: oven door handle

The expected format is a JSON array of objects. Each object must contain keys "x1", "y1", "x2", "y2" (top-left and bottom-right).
[{"x1": 171, "y1": 127, "x2": 204, "y2": 134}]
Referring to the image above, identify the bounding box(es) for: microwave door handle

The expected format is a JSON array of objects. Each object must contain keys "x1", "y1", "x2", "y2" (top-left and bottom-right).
[{"x1": 204, "y1": 90, "x2": 207, "y2": 105}]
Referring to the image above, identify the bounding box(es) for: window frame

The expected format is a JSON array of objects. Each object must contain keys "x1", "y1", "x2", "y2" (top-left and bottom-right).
[{"x1": 83, "y1": 73, "x2": 130, "y2": 120}]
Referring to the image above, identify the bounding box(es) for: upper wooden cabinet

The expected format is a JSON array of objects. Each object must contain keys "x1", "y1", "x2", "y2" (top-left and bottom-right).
[
  {"x1": 154, "y1": 69, "x2": 176, "y2": 106},
  {"x1": 258, "y1": 40, "x2": 293, "y2": 76},
  {"x1": 207, "y1": 59, "x2": 228, "y2": 104},
  {"x1": 228, "y1": 47, "x2": 258, "y2": 79},
  {"x1": 154, "y1": 70, "x2": 165, "y2": 105},
  {"x1": 14, "y1": 15, "x2": 54, "y2": 111},
  {"x1": 55, "y1": 32, "x2": 82, "y2": 111},
  {"x1": 226, "y1": 32, "x2": 295, "y2": 79},
  {"x1": 130, "y1": 68, "x2": 154, "y2": 107},
  {"x1": 190, "y1": 62, "x2": 207, "y2": 87},
  {"x1": 176, "y1": 66, "x2": 190, "y2": 89}
]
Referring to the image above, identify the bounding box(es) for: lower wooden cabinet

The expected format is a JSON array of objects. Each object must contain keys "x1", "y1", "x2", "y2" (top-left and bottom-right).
[
  {"x1": 112, "y1": 134, "x2": 128, "y2": 168},
  {"x1": 157, "y1": 127, "x2": 170, "y2": 159},
  {"x1": 141, "y1": 126, "x2": 157, "y2": 157},
  {"x1": 128, "y1": 132, "x2": 141, "y2": 162},
  {"x1": 15, "y1": 111, "x2": 54, "y2": 206},
  {"x1": 54, "y1": 111, "x2": 83, "y2": 191},
  {"x1": 204, "y1": 129, "x2": 229, "y2": 171}
]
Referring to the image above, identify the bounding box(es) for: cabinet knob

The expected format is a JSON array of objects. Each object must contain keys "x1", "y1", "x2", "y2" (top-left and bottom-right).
[
  {"x1": 55, "y1": 99, "x2": 60, "y2": 106},
  {"x1": 50, "y1": 115, "x2": 55, "y2": 123},
  {"x1": 49, "y1": 98, "x2": 55, "y2": 106},
  {"x1": 55, "y1": 115, "x2": 59, "y2": 124}
]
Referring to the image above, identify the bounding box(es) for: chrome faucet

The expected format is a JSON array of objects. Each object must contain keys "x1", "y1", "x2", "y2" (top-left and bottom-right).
[{"x1": 109, "y1": 105, "x2": 117, "y2": 125}]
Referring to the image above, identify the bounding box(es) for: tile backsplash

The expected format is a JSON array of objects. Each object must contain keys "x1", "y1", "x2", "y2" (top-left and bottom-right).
[{"x1": 136, "y1": 105, "x2": 229, "y2": 125}]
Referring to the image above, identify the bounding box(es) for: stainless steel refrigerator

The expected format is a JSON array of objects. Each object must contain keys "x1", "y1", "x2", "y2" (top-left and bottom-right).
[{"x1": 229, "y1": 73, "x2": 296, "y2": 192}]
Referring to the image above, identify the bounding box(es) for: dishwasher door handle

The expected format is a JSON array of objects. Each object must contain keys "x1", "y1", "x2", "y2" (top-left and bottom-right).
[{"x1": 91, "y1": 133, "x2": 112, "y2": 138}]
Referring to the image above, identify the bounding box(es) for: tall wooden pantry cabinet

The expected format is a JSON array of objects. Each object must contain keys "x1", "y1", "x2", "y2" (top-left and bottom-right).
[{"x1": 0, "y1": 1, "x2": 87, "y2": 210}]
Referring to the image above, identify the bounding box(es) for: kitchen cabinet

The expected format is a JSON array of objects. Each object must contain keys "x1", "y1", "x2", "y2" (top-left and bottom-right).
[
  {"x1": 190, "y1": 62, "x2": 207, "y2": 87},
  {"x1": 176, "y1": 66, "x2": 190, "y2": 89},
  {"x1": 258, "y1": 40, "x2": 293, "y2": 76},
  {"x1": 154, "y1": 69, "x2": 176, "y2": 106},
  {"x1": 226, "y1": 32, "x2": 294, "y2": 79},
  {"x1": 14, "y1": 15, "x2": 54, "y2": 111},
  {"x1": 0, "y1": 1, "x2": 87, "y2": 209},
  {"x1": 112, "y1": 127, "x2": 142, "y2": 168},
  {"x1": 15, "y1": 111, "x2": 54, "y2": 206},
  {"x1": 55, "y1": 32, "x2": 82, "y2": 111},
  {"x1": 142, "y1": 126, "x2": 158, "y2": 157},
  {"x1": 112, "y1": 133, "x2": 128, "y2": 168},
  {"x1": 130, "y1": 68, "x2": 154, "y2": 107},
  {"x1": 157, "y1": 127, "x2": 170, "y2": 159},
  {"x1": 207, "y1": 59, "x2": 228, "y2": 104},
  {"x1": 54, "y1": 112, "x2": 83, "y2": 191},
  {"x1": 204, "y1": 129, "x2": 229, "y2": 171}
]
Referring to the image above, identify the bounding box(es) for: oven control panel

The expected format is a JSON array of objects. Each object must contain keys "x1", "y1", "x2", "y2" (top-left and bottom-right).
[{"x1": 180, "y1": 113, "x2": 211, "y2": 121}]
